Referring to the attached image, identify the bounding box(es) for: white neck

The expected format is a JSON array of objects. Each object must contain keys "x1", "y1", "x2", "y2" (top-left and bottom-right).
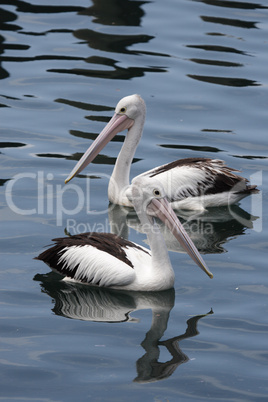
[
  {"x1": 108, "y1": 112, "x2": 145, "y2": 205},
  {"x1": 138, "y1": 209, "x2": 175, "y2": 290}
]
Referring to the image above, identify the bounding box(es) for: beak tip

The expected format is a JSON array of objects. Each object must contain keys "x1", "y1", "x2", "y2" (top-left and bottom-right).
[{"x1": 65, "y1": 173, "x2": 76, "y2": 184}]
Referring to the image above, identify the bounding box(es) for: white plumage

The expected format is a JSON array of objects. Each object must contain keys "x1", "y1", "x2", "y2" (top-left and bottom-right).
[
  {"x1": 36, "y1": 177, "x2": 213, "y2": 291},
  {"x1": 59, "y1": 244, "x2": 146, "y2": 288},
  {"x1": 65, "y1": 94, "x2": 257, "y2": 211}
]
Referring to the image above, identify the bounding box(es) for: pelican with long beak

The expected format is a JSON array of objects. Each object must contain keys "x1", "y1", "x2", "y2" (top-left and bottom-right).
[
  {"x1": 35, "y1": 177, "x2": 213, "y2": 291},
  {"x1": 65, "y1": 94, "x2": 257, "y2": 211}
]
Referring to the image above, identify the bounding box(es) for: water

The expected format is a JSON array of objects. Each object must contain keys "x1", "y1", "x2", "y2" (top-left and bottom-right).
[{"x1": 1, "y1": 0, "x2": 268, "y2": 400}]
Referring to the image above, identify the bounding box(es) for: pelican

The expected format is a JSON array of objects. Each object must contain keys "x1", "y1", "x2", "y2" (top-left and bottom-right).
[
  {"x1": 65, "y1": 94, "x2": 257, "y2": 211},
  {"x1": 35, "y1": 177, "x2": 213, "y2": 291}
]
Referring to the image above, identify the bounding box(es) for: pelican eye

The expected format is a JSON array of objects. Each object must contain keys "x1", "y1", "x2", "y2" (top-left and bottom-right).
[
  {"x1": 120, "y1": 106, "x2": 127, "y2": 113},
  {"x1": 153, "y1": 189, "x2": 161, "y2": 197}
]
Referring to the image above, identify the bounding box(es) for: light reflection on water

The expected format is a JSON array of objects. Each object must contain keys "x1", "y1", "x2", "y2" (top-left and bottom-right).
[{"x1": 0, "y1": 0, "x2": 268, "y2": 400}]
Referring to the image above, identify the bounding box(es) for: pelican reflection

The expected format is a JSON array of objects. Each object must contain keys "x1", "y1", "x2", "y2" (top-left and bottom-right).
[
  {"x1": 108, "y1": 203, "x2": 259, "y2": 254},
  {"x1": 34, "y1": 274, "x2": 213, "y2": 383}
]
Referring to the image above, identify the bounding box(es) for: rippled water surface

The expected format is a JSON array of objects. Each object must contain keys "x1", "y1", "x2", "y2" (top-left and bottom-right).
[{"x1": 1, "y1": 0, "x2": 268, "y2": 401}]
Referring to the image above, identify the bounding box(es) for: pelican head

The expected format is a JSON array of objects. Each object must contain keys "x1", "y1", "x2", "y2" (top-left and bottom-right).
[
  {"x1": 129, "y1": 177, "x2": 213, "y2": 279},
  {"x1": 65, "y1": 94, "x2": 145, "y2": 184},
  {"x1": 115, "y1": 94, "x2": 146, "y2": 121}
]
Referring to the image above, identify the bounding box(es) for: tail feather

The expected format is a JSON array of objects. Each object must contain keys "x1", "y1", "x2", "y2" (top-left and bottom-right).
[{"x1": 237, "y1": 184, "x2": 259, "y2": 195}]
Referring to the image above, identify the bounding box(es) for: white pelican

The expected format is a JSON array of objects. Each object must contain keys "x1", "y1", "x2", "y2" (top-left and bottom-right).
[
  {"x1": 35, "y1": 177, "x2": 213, "y2": 291},
  {"x1": 65, "y1": 94, "x2": 257, "y2": 211}
]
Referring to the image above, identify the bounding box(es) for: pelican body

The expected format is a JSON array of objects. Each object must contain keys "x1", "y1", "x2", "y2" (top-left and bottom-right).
[
  {"x1": 65, "y1": 94, "x2": 257, "y2": 211},
  {"x1": 36, "y1": 177, "x2": 213, "y2": 291}
]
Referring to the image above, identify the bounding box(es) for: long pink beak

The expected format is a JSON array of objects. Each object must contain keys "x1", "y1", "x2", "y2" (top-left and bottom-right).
[
  {"x1": 147, "y1": 197, "x2": 213, "y2": 279},
  {"x1": 65, "y1": 113, "x2": 134, "y2": 184}
]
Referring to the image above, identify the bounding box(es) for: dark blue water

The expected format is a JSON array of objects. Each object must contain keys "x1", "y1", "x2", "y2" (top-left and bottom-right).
[{"x1": 1, "y1": 0, "x2": 268, "y2": 400}]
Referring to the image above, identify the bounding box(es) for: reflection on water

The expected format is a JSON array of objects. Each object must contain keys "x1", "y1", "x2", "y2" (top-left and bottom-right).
[
  {"x1": 3, "y1": 0, "x2": 262, "y2": 89},
  {"x1": 135, "y1": 308, "x2": 213, "y2": 383},
  {"x1": 47, "y1": 0, "x2": 167, "y2": 81},
  {"x1": 189, "y1": 58, "x2": 243, "y2": 67},
  {"x1": 73, "y1": 29, "x2": 154, "y2": 54},
  {"x1": 158, "y1": 143, "x2": 223, "y2": 153},
  {"x1": 188, "y1": 75, "x2": 259, "y2": 87},
  {"x1": 194, "y1": 0, "x2": 267, "y2": 11},
  {"x1": 79, "y1": 0, "x2": 148, "y2": 26},
  {"x1": 49, "y1": 27, "x2": 167, "y2": 80},
  {"x1": 35, "y1": 274, "x2": 175, "y2": 322},
  {"x1": 0, "y1": 0, "x2": 267, "y2": 398},
  {"x1": 200, "y1": 15, "x2": 258, "y2": 29},
  {"x1": 187, "y1": 44, "x2": 248, "y2": 55},
  {"x1": 185, "y1": 0, "x2": 267, "y2": 87},
  {"x1": 34, "y1": 275, "x2": 213, "y2": 383},
  {"x1": 0, "y1": 2, "x2": 84, "y2": 79},
  {"x1": 108, "y1": 203, "x2": 259, "y2": 254},
  {"x1": 0, "y1": 0, "x2": 266, "y2": 94}
]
